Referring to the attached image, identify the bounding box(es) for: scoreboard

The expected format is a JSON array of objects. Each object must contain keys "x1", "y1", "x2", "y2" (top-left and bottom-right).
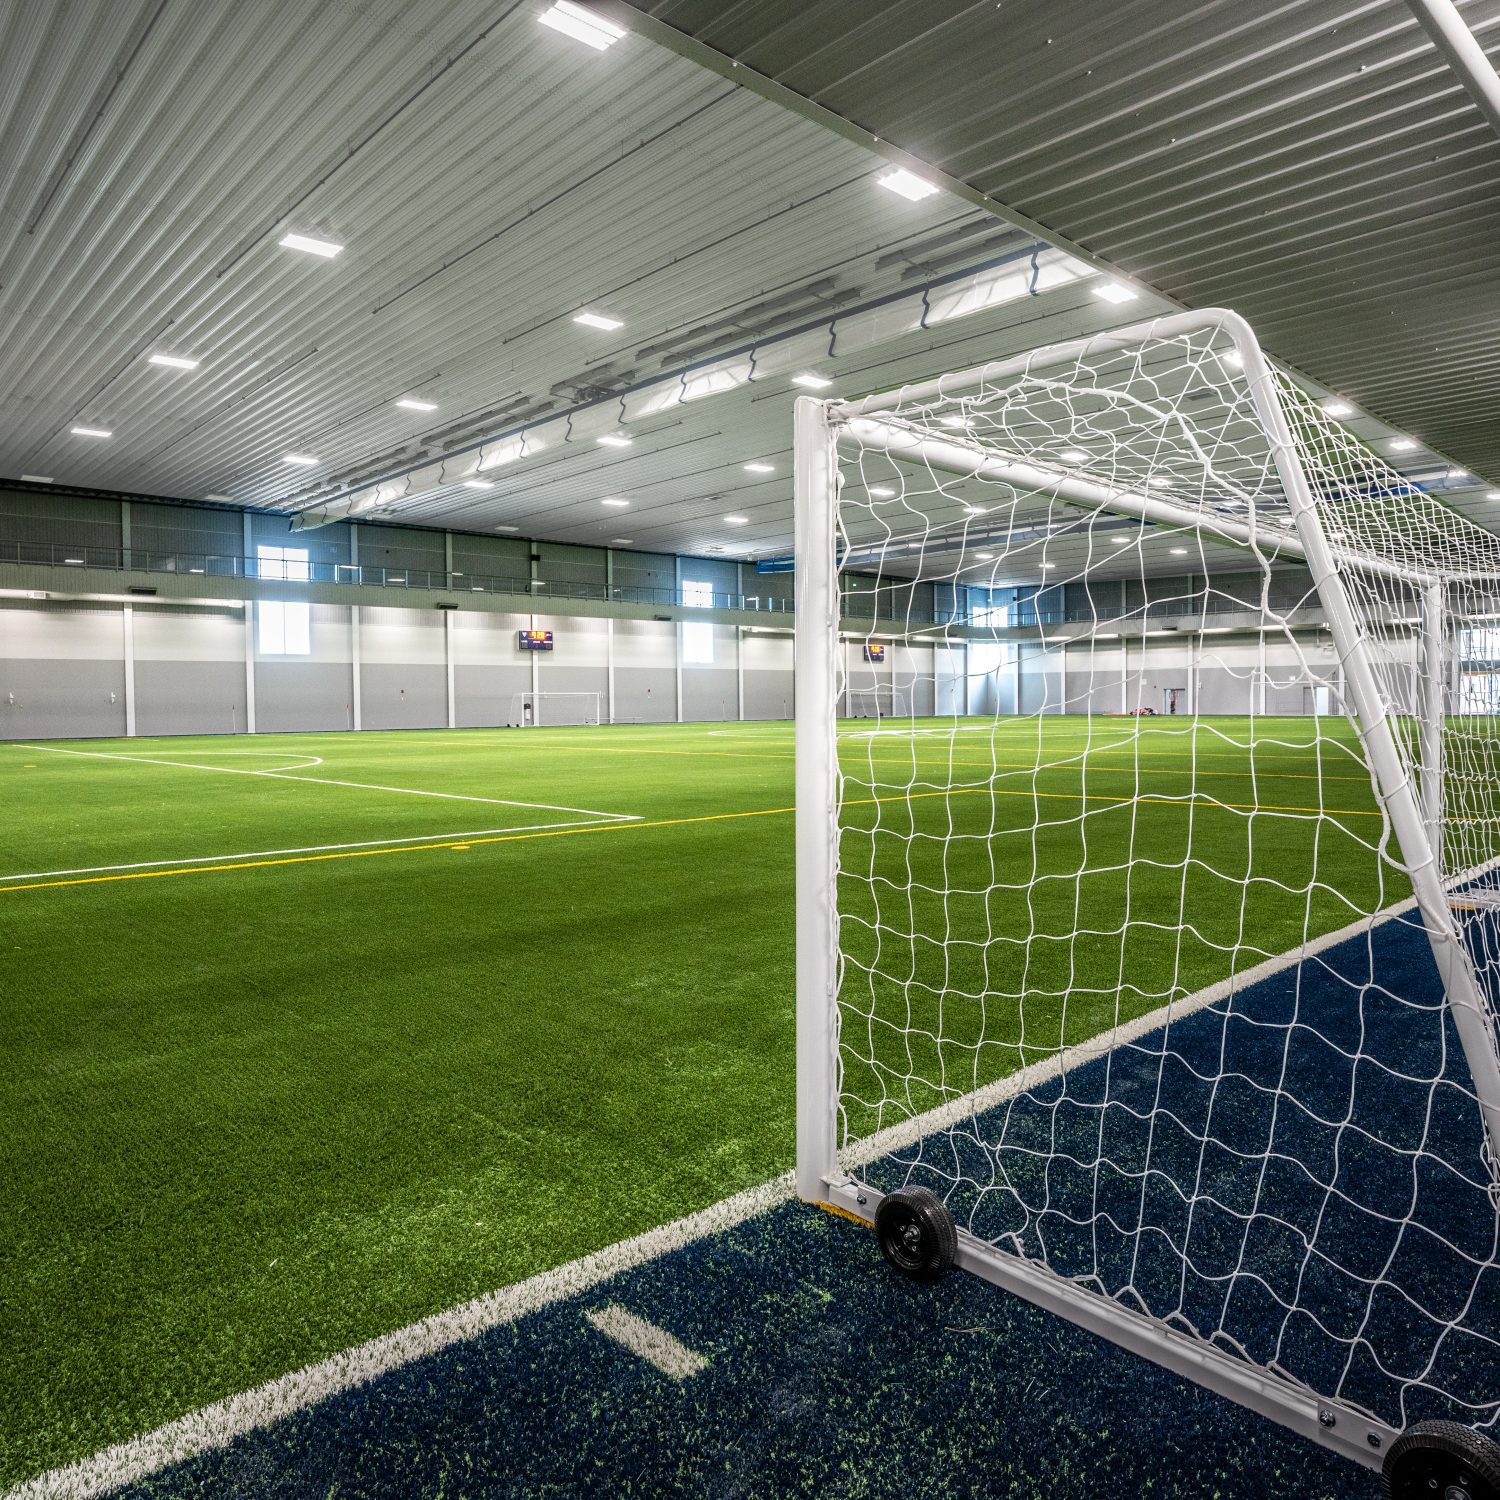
[
  {"x1": 863, "y1": 643, "x2": 887, "y2": 663},
  {"x1": 518, "y1": 629, "x2": 554, "y2": 651}
]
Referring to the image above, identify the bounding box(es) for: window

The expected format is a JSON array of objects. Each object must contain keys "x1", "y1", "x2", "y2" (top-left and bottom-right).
[
  {"x1": 683, "y1": 578, "x2": 714, "y2": 664},
  {"x1": 257, "y1": 545, "x2": 311, "y2": 656}
]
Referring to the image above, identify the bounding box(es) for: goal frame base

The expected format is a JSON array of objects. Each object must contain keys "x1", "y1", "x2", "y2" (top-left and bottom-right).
[{"x1": 820, "y1": 1175, "x2": 1395, "y2": 1471}]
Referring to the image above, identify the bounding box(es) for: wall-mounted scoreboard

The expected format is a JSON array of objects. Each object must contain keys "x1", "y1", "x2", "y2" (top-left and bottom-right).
[
  {"x1": 863, "y1": 643, "x2": 887, "y2": 662},
  {"x1": 518, "y1": 629, "x2": 554, "y2": 651}
]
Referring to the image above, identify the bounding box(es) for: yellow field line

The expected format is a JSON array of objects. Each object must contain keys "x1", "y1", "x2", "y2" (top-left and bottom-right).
[{"x1": 1, "y1": 783, "x2": 1382, "y2": 896}]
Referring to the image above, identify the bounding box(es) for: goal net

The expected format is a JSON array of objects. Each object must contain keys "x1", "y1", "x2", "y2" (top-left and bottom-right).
[
  {"x1": 506, "y1": 690, "x2": 603, "y2": 727},
  {"x1": 794, "y1": 309, "x2": 1500, "y2": 1467}
]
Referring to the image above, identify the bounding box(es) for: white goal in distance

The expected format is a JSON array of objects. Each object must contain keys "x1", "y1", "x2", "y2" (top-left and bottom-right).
[
  {"x1": 506, "y1": 690, "x2": 603, "y2": 727},
  {"x1": 794, "y1": 308, "x2": 1500, "y2": 1477}
]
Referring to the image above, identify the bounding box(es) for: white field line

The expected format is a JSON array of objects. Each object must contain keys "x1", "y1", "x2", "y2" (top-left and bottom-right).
[
  {"x1": 7, "y1": 898, "x2": 1433, "y2": 1499},
  {"x1": 6, "y1": 1174, "x2": 796, "y2": 1500},
  {"x1": 15, "y1": 744, "x2": 636, "y2": 823},
  {"x1": 0, "y1": 819, "x2": 617, "y2": 884},
  {"x1": 583, "y1": 1307, "x2": 708, "y2": 1379}
]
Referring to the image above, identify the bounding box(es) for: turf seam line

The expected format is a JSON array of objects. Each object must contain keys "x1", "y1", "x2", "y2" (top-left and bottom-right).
[
  {"x1": 3, "y1": 1176, "x2": 795, "y2": 1500},
  {"x1": 582, "y1": 1307, "x2": 708, "y2": 1379}
]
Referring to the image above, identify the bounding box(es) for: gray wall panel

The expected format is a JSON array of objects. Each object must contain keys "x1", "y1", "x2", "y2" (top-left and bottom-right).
[
  {"x1": 360, "y1": 663, "x2": 446, "y2": 729},
  {"x1": 615, "y1": 668, "x2": 676, "y2": 723},
  {"x1": 0, "y1": 659, "x2": 126, "y2": 738},
  {"x1": 681, "y1": 666, "x2": 736, "y2": 722},
  {"x1": 742, "y1": 670, "x2": 792, "y2": 719},
  {"x1": 253, "y1": 664, "x2": 351, "y2": 732},
  {"x1": 134, "y1": 660, "x2": 243, "y2": 735}
]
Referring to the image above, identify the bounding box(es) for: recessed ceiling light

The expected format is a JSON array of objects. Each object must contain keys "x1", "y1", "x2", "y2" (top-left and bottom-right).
[
  {"x1": 792, "y1": 372, "x2": 833, "y2": 389},
  {"x1": 204, "y1": 493, "x2": 232, "y2": 501},
  {"x1": 463, "y1": 479, "x2": 495, "y2": 490},
  {"x1": 744, "y1": 461, "x2": 774, "y2": 473},
  {"x1": 574, "y1": 311, "x2": 624, "y2": 331},
  {"x1": 397, "y1": 398, "x2": 438, "y2": 411},
  {"x1": 1171, "y1": 547, "x2": 1188, "y2": 555},
  {"x1": 539, "y1": 0, "x2": 625, "y2": 49},
  {"x1": 869, "y1": 486, "x2": 896, "y2": 498},
  {"x1": 1111, "y1": 535, "x2": 1130, "y2": 545},
  {"x1": 71, "y1": 425, "x2": 111, "y2": 437},
  {"x1": 64, "y1": 557, "x2": 84, "y2": 565},
  {"x1": 597, "y1": 433, "x2": 633, "y2": 447},
  {"x1": 148, "y1": 353, "x2": 198, "y2": 370},
  {"x1": 1040, "y1": 561, "x2": 1057, "y2": 569},
  {"x1": 1390, "y1": 438, "x2": 1417, "y2": 452},
  {"x1": 1321, "y1": 400, "x2": 1353, "y2": 417},
  {"x1": 278, "y1": 232, "x2": 343, "y2": 258},
  {"x1": 1222, "y1": 350, "x2": 1243, "y2": 369},
  {"x1": 189, "y1": 567, "x2": 205, "y2": 574},
  {"x1": 283, "y1": 453, "x2": 318, "y2": 466},
  {"x1": 1092, "y1": 281, "x2": 1138, "y2": 305},
  {"x1": 938, "y1": 415, "x2": 970, "y2": 430},
  {"x1": 612, "y1": 537, "x2": 634, "y2": 544},
  {"x1": 20, "y1": 474, "x2": 52, "y2": 483},
  {"x1": 495, "y1": 525, "x2": 519, "y2": 532},
  {"x1": 1488, "y1": 491, "x2": 1500, "y2": 501},
  {"x1": 1445, "y1": 468, "x2": 1469, "y2": 480},
  {"x1": 1059, "y1": 449, "x2": 1088, "y2": 462},
  {"x1": 878, "y1": 168, "x2": 940, "y2": 202},
  {"x1": 602, "y1": 496, "x2": 630, "y2": 507},
  {"x1": 724, "y1": 514, "x2": 749, "y2": 525},
  {"x1": 962, "y1": 504, "x2": 987, "y2": 515},
  {"x1": 975, "y1": 551, "x2": 994, "y2": 560}
]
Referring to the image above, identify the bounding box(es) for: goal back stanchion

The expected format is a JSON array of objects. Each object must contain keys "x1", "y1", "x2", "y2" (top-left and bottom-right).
[
  {"x1": 793, "y1": 311, "x2": 1500, "y2": 1476},
  {"x1": 505, "y1": 690, "x2": 603, "y2": 727}
]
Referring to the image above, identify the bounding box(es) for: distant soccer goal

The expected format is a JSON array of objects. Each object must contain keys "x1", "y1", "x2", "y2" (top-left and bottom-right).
[
  {"x1": 794, "y1": 308, "x2": 1500, "y2": 1486},
  {"x1": 506, "y1": 691, "x2": 603, "y2": 727},
  {"x1": 841, "y1": 684, "x2": 910, "y2": 720}
]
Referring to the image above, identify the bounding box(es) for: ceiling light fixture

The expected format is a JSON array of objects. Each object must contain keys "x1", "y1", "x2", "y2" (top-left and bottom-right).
[
  {"x1": 869, "y1": 486, "x2": 896, "y2": 498},
  {"x1": 495, "y1": 525, "x2": 519, "y2": 532},
  {"x1": 21, "y1": 474, "x2": 53, "y2": 483},
  {"x1": 597, "y1": 433, "x2": 633, "y2": 448},
  {"x1": 1390, "y1": 438, "x2": 1417, "y2": 452},
  {"x1": 463, "y1": 479, "x2": 495, "y2": 490},
  {"x1": 878, "y1": 168, "x2": 940, "y2": 201},
  {"x1": 397, "y1": 398, "x2": 438, "y2": 411},
  {"x1": 612, "y1": 537, "x2": 634, "y2": 544},
  {"x1": 724, "y1": 515, "x2": 749, "y2": 525},
  {"x1": 792, "y1": 372, "x2": 833, "y2": 389},
  {"x1": 602, "y1": 497, "x2": 630, "y2": 507},
  {"x1": 1321, "y1": 401, "x2": 1353, "y2": 417},
  {"x1": 976, "y1": 551, "x2": 994, "y2": 560},
  {"x1": 744, "y1": 461, "x2": 774, "y2": 473},
  {"x1": 1111, "y1": 535, "x2": 1130, "y2": 545},
  {"x1": 538, "y1": 0, "x2": 625, "y2": 49},
  {"x1": 1488, "y1": 491, "x2": 1500, "y2": 501},
  {"x1": 283, "y1": 453, "x2": 318, "y2": 466},
  {"x1": 1445, "y1": 468, "x2": 1469, "y2": 480},
  {"x1": 574, "y1": 311, "x2": 624, "y2": 331},
  {"x1": 1171, "y1": 547, "x2": 1188, "y2": 555},
  {"x1": 149, "y1": 353, "x2": 199, "y2": 370},
  {"x1": 1041, "y1": 562, "x2": 1057, "y2": 570},
  {"x1": 278, "y1": 232, "x2": 343, "y2": 258},
  {"x1": 1093, "y1": 280, "x2": 1138, "y2": 305},
  {"x1": 1059, "y1": 449, "x2": 1088, "y2": 463},
  {"x1": 71, "y1": 425, "x2": 111, "y2": 437}
]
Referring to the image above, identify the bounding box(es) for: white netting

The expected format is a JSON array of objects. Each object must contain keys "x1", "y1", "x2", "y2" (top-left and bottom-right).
[
  {"x1": 506, "y1": 691, "x2": 603, "y2": 727},
  {"x1": 815, "y1": 314, "x2": 1500, "y2": 1434}
]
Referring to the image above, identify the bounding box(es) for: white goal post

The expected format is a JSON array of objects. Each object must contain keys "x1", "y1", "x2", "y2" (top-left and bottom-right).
[
  {"x1": 506, "y1": 690, "x2": 604, "y2": 727},
  {"x1": 795, "y1": 309, "x2": 1500, "y2": 1470},
  {"x1": 841, "y1": 684, "x2": 910, "y2": 719}
]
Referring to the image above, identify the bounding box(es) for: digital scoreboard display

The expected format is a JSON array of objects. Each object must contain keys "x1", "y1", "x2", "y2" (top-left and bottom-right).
[
  {"x1": 518, "y1": 629, "x2": 554, "y2": 651},
  {"x1": 863, "y1": 644, "x2": 887, "y2": 663}
]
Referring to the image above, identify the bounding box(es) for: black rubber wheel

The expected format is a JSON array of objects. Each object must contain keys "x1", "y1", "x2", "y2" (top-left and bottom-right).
[
  {"x1": 874, "y1": 1186, "x2": 958, "y2": 1282},
  {"x1": 1383, "y1": 1420, "x2": 1500, "y2": 1500}
]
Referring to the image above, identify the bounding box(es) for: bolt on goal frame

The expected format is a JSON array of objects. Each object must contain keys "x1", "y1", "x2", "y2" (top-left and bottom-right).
[{"x1": 794, "y1": 309, "x2": 1500, "y2": 1470}]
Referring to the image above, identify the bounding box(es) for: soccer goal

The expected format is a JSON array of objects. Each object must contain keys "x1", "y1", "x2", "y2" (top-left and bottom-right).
[
  {"x1": 842, "y1": 684, "x2": 910, "y2": 720},
  {"x1": 794, "y1": 309, "x2": 1500, "y2": 1488},
  {"x1": 506, "y1": 690, "x2": 603, "y2": 727}
]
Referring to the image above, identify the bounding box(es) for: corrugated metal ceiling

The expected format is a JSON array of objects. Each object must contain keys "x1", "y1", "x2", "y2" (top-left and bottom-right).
[
  {"x1": 625, "y1": 0, "x2": 1500, "y2": 481},
  {"x1": 2, "y1": 0, "x2": 1497, "y2": 569}
]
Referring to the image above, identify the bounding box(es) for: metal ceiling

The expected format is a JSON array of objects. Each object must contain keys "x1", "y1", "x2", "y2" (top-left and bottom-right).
[
  {"x1": 620, "y1": 0, "x2": 1500, "y2": 482},
  {"x1": 1, "y1": 0, "x2": 1497, "y2": 570}
]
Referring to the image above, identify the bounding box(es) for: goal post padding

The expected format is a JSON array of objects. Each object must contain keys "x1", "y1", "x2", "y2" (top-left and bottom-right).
[{"x1": 794, "y1": 309, "x2": 1500, "y2": 1462}]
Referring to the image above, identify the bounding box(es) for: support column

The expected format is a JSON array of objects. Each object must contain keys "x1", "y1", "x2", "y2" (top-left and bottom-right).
[
  {"x1": 444, "y1": 610, "x2": 457, "y2": 729},
  {"x1": 350, "y1": 606, "x2": 362, "y2": 731},
  {"x1": 736, "y1": 628, "x2": 745, "y2": 721},
  {"x1": 444, "y1": 531, "x2": 454, "y2": 589},
  {"x1": 606, "y1": 618, "x2": 616, "y2": 726},
  {"x1": 674, "y1": 555, "x2": 684, "y2": 723},
  {"x1": 121, "y1": 500, "x2": 132, "y2": 571},
  {"x1": 242, "y1": 603, "x2": 257, "y2": 734},
  {"x1": 122, "y1": 604, "x2": 136, "y2": 737}
]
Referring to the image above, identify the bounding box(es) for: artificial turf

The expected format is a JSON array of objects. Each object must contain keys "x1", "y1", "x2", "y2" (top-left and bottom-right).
[{"x1": 0, "y1": 715, "x2": 1407, "y2": 1487}]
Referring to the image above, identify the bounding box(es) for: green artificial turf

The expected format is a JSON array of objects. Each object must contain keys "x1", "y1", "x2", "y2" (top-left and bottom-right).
[{"x1": 0, "y1": 717, "x2": 1404, "y2": 1486}]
